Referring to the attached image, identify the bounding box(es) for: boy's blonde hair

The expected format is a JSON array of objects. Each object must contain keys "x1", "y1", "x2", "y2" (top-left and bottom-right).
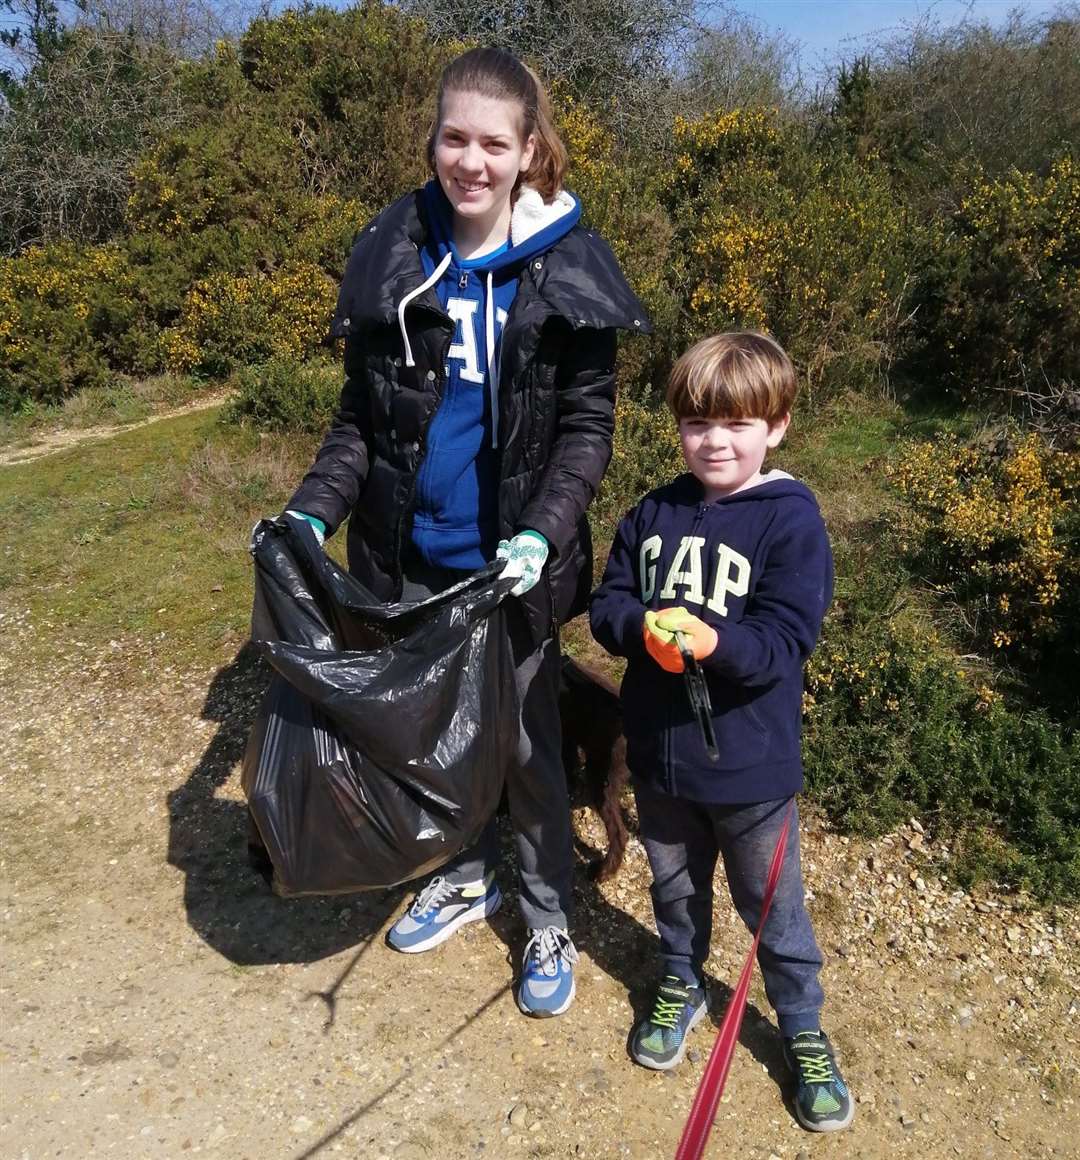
[{"x1": 666, "y1": 331, "x2": 796, "y2": 424}]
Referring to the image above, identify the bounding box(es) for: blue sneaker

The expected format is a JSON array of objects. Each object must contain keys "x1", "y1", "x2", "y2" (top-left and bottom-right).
[
  {"x1": 783, "y1": 1030, "x2": 855, "y2": 1132},
  {"x1": 386, "y1": 874, "x2": 501, "y2": 953},
  {"x1": 630, "y1": 975, "x2": 708, "y2": 1070},
  {"x1": 517, "y1": 927, "x2": 577, "y2": 1017}
]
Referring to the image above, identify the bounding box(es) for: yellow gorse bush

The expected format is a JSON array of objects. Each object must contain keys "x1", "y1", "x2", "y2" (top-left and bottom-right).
[
  {"x1": 805, "y1": 622, "x2": 1003, "y2": 721},
  {"x1": 558, "y1": 96, "x2": 673, "y2": 333},
  {"x1": 160, "y1": 262, "x2": 336, "y2": 375},
  {"x1": 0, "y1": 242, "x2": 130, "y2": 321},
  {"x1": 663, "y1": 108, "x2": 910, "y2": 402},
  {"x1": 0, "y1": 242, "x2": 138, "y2": 406},
  {"x1": 591, "y1": 396, "x2": 682, "y2": 549},
  {"x1": 922, "y1": 154, "x2": 1080, "y2": 402},
  {"x1": 887, "y1": 432, "x2": 1079, "y2": 649}
]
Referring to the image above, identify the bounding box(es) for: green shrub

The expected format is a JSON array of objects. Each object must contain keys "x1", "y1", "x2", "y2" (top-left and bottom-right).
[
  {"x1": 886, "y1": 430, "x2": 1080, "y2": 707},
  {"x1": 235, "y1": 4, "x2": 449, "y2": 209},
  {"x1": 159, "y1": 263, "x2": 337, "y2": 378},
  {"x1": 805, "y1": 611, "x2": 1080, "y2": 902},
  {"x1": 828, "y1": 14, "x2": 1080, "y2": 203},
  {"x1": 558, "y1": 97, "x2": 677, "y2": 401},
  {"x1": 123, "y1": 117, "x2": 366, "y2": 343},
  {"x1": 225, "y1": 356, "x2": 342, "y2": 435},
  {"x1": 590, "y1": 396, "x2": 681, "y2": 559},
  {"x1": 914, "y1": 156, "x2": 1080, "y2": 416},
  {"x1": 661, "y1": 109, "x2": 913, "y2": 404},
  {"x1": 0, "y1": 241, "x2": 143, "y2": 409}
]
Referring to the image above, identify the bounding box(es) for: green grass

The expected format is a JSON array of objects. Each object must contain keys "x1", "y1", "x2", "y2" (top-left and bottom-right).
[{"x1": 0, "y1": 407, "x2": 316, "y2": 669}]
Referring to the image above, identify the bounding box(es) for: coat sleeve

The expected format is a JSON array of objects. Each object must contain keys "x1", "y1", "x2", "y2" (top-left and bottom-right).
[
  {"x1": 704, "y1": 511, "x2": 833, "y2": 687},
  {"x1": 285, "y1": 337, "x2": 371, "y2": 537},
  {"x1": 515, "y1": 326, "x2": 617, "y2": 558},
  {"x1": 588, "y1": 509, "x2": 649, "y2": 660}
]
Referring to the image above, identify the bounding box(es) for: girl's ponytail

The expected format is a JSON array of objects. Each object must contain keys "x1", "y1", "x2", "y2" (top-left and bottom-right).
[
  {"x1": 519, "y1": 63, "x2": 567, "y2": 202},
  {"x1": 428, "y1": 48, "x2": 568, "y2": 202}
]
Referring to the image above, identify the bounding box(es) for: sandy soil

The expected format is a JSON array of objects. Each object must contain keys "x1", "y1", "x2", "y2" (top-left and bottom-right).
[{"x1": 1, "y1": 588, "x2": 1077, "y2": 1160}]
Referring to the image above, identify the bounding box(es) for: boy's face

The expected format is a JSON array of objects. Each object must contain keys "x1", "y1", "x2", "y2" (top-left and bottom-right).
[{"x1": 678, "y1": 413, "x2": 790, "y2": 501}]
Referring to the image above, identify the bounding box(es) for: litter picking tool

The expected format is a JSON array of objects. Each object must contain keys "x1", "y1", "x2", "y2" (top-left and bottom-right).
[
  {"x1": 674, "y1": 800, "x2": 795, "y2": 1160},
  {"x1": 673, "y1": 629, "x2": 719, "y2": 761}
]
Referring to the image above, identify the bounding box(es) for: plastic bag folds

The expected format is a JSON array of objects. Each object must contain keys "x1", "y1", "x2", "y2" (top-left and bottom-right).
[{"x1": 242, "y1": 516, "x2": 517, "y2": 896}]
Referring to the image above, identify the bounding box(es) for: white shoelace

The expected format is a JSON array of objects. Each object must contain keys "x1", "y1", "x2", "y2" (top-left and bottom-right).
[
  {"x1": 410, "y1": 875, "x2": 456, "y2": 917},
  {"x1": 524, "y1": 927, "x2": 578, "y2": 977}
]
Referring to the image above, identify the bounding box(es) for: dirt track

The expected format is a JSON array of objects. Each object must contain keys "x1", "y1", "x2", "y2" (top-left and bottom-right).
[
  {"x1": 2, "y1": 588, "x2": 1078, "y2": 1159},
  {"x1": 0, "y1": 394, "x2": 228, "y2": 468}
]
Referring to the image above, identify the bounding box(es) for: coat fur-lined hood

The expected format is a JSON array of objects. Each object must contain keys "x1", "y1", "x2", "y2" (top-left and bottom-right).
[{"x1": 328, "y1": 187, "x2": 651, "y2": 341}]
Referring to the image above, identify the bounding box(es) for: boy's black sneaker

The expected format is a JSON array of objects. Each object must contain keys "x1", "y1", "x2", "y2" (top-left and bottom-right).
[
  {"x1": 783, "y1": 1030, "x2": 854, "y2": 1132},
  {"x1": 629, "y1": 975, "x2": 707, "y2": 1070}
]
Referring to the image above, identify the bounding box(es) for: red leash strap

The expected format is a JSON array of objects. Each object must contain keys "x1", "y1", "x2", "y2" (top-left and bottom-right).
[{"x1": 674, "y1": 800, "x2": 795, "y2": 1160}]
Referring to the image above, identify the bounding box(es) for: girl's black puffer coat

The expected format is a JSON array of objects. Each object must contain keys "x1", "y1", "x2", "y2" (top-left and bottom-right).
[{"x1": 287, "y1": 188, "x2": 651, "y2": 644}]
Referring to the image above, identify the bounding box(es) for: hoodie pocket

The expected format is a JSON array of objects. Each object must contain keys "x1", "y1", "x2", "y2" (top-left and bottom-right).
[{"x1": 743, "y1": 698, "x2": 769, "y2": 737}]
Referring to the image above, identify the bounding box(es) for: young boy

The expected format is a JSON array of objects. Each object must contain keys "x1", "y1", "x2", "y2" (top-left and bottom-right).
[{"x1": 589, "y1": 332, "x2": 853, "y2": 1132}]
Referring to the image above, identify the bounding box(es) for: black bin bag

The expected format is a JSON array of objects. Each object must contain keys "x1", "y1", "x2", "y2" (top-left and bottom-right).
[{"x1": 242, "y1": 516, "x2": 517, "y2": 896}]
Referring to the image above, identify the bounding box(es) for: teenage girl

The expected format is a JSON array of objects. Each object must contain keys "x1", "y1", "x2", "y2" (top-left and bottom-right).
[{"x1": 284, "y1": 46, "x2": 649, "y2": 1017}]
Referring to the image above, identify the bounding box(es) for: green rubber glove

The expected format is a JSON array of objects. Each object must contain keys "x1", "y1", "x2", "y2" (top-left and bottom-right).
[{"x1": 496, "y1": 530, "x2": 549, "y2": 596}]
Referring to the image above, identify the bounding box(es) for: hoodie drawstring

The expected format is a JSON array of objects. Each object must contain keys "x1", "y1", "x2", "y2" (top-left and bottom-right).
[
  {"x1": 397, "y1": 252, "x2": 503, "y2": 450},
  {"x1": 485, "y1": 270, "x2": 499, "y2": 450},
  {"x1": 396, "y1": 250, "x2": 453, "y2": 369}
]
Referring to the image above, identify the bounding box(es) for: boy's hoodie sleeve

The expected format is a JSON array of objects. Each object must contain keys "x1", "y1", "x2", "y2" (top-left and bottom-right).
[
  {"x1": 589, "y1": 510, "x2": 648, "y2": 660},
  {"x1": 705, "y1": 509, "x2": 833, "y2": 687}
]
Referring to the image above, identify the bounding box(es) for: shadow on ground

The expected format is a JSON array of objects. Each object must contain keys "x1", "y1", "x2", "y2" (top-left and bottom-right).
[
  {"x1": 166, "y1": 642, "x2": 406, "y2": 966},
  {"x1": 166, "y1": 640, "x2": 793, "y2": 1149},
  {"x1": 568, "y1": 833, "x2": 791, "y2": 1093}
]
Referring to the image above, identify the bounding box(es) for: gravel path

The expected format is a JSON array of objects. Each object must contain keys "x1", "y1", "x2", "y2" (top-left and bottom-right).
[{"x1": 1, "y1": 602, "x2": 1077, "y2": 1160}]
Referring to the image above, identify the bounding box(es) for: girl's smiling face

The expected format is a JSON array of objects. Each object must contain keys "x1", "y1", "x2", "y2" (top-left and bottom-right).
[
  {"x1": 434, "y1": 89, "x2": 535, "y2": 243},
  {"x1": 678, "y1": 413, "x2": 790, "y2": 501}
]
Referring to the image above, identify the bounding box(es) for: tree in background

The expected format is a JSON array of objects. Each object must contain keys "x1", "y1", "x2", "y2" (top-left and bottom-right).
[
  {"x1": 75, "y1": 0, "x2": 260, "y2": 58},
  {"x1": 0, "y1": 0, "x2": 269, "y2": 252},
  {"x1": 402, "y1": 0, "x2": 802, "y2": 143},
  {"x1": 1, "y1": 0, "x2": 70, "y2": 93},
  {"x1": 0, "y1": 27, "x2": 183, "y2": 250},
  {"x1": 675, "y1": 6, "x2": 799, "y2": 120},
  {"x1": 830, "y1": 4, "x2": 1080, "y2": 209},
  {"x1": 400, "y1": 0, "x2": 694, "y2": 103}
]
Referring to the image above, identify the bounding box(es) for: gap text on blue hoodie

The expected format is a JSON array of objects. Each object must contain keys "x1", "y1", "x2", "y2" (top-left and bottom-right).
[{"x1": 589, "y1": 472, "x2": 833, "y2": 804}]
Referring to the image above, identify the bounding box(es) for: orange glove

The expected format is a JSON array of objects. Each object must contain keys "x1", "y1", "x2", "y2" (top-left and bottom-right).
[
  {"x1": 643, "y1": 609, "x2": 685, "y2": 672},
  {"x1": 657, "y1": 607, "x2": 718, "y2": 660},
  {"x1": 643, "y1": 607, "x2": 719, "y2": 673}
]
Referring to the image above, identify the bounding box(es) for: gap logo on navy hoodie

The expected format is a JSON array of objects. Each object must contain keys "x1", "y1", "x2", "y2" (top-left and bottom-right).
[
  {"x1": 410, "y1": 181, "x2": 581, "y2": 570},
  {"x1": 589, "y1": 471, "x2": 834, "y2": 804}
]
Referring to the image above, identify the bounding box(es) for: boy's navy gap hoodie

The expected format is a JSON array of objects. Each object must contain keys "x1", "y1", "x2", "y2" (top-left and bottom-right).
[
  {"x1": 411, "y1": 181, "x2": 581, "y2": 570},
  {"x1": 589, "y1": 472, "x2": 833, "y2": 804}
]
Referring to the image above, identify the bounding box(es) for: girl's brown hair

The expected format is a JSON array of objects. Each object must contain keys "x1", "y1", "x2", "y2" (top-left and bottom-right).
[{"x1": 426, "y1": 47, "x2": 567, "y2": 201}]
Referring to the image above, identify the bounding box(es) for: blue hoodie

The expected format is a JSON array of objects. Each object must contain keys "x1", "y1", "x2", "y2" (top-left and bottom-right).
[
  {"x1": 589, "y1": 472, "x2": 833, "y2": 804},
  {"x1": 407, "y1": 181, "x2": 582, "y2": 569}
]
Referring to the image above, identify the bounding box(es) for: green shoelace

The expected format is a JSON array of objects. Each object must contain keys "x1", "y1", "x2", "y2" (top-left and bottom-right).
[
  {"x1": 649, "y1": 994, "x2": 688, "y2": 1030},
  {"x1": 792, "y1": 1043, "x2": 836, "y2": 1084}
]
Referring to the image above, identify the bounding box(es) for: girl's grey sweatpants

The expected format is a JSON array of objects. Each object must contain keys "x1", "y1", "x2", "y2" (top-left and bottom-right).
[
  {"x1": 400, "y1": 558, "x2": 573, "y2": 931},
  {"x1": 633, "y1": 781, "x2": 825, "y2": 1037}
]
